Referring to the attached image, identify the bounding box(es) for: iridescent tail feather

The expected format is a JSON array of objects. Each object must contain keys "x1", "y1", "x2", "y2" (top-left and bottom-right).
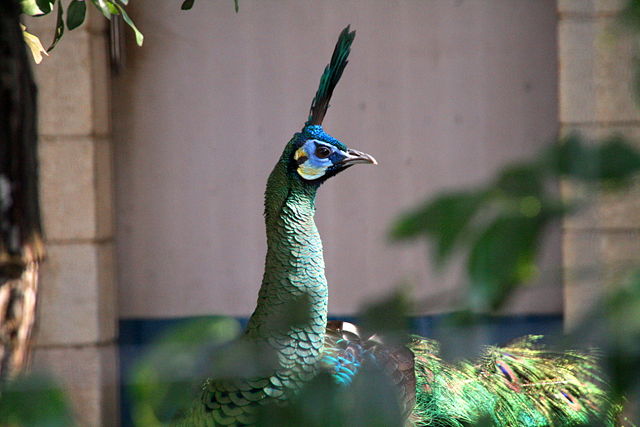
[{"x1": 410, "y1": 335, "x2": 623, "y2": 426}]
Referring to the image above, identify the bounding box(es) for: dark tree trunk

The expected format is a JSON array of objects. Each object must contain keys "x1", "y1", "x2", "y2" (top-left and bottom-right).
[{"x1": 0, "y1": 0, "x2": 44, "y2": 382}]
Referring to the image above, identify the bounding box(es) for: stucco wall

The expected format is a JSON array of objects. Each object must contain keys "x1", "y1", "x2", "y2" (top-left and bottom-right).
[{"x1": 112, "y1": 0, "x2": 560, "y2": 319}]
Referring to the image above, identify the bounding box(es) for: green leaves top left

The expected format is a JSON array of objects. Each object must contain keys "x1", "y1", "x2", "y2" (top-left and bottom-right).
[
  {"x1": 19, "y1": 0, "x2": 143, "y2": 63},
  {"x1": 66, "y1": 0, "x2": 87, "y2": 30}
]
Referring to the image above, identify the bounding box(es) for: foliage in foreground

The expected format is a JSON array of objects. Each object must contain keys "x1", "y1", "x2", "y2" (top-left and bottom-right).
[
  {"x1": 391, "y1": 134, "x2": 640, "y2": 310},
  {"x1": 0, "y1": 373, "x2": 75, "y2": 427}
]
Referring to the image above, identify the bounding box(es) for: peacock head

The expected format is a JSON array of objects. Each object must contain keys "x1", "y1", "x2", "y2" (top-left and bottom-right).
[
  {"x1": 284, "y1": 26, "x2": 375, "y2": 184},
  {"x1": 290, "y1": 124, "x2": 377, "y2": 183}
]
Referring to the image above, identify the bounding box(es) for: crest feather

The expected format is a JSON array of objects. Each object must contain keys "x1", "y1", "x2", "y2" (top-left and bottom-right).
[{"x1": 306, "y1": 26, "x2": 356, "y2": 126}]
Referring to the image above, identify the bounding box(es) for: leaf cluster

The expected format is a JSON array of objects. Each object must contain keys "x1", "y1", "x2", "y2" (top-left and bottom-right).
[
  {"x1": 21, "y1": 0, "x2": 142, "y2": 53},
  {"x1": 0, "y1": 373, "x2": 75, "y2": 427},
  {"x1": 181, "y1": 0, "x2": 239, "y2": 13},
  {"x1": 390, "y1": 134, "x2": 640, "y2": 310}
]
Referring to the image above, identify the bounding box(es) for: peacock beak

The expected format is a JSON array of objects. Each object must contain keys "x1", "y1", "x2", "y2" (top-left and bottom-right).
[{"x1": 339, "y1": 149, "x2": 378, "y2": 166}]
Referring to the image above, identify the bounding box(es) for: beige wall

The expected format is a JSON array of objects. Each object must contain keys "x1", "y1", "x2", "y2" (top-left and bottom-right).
[{"x1": 113, "y1": 0, "x2": 560, "y2": 319}]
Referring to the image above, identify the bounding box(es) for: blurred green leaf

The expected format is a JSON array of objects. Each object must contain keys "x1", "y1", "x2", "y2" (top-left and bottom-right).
[
  {"x1": 570, "y1": 270, "x2": 640, "y2": 410},
  {"x1": 551, "y1": 134, "x2": 640, "y2": 184},
  {"x1": 66, "y1": 0, "x2": 86, "y2": 30},
  {"x1": 46, "y1": 0, "x2": 63, "y2": 52},
  {"x1": 129, "y1": 296, "x2": 315, "y2": 425},
  {"x1": 256, "y1": 369, "x2": 403, "y2": 427},
  {"x1": 106, "y1": 0, "x2": 118, "y2": 15},
  {"x1": 346, "y1": 365, "x2": 405, "y2": 427},
  {"x1": 359, "y1": 289, "x2": 411, "y2": 347},
  {"x1": 261, "y1": 293, "x2": 313, "y2": 334},
  {"x1": 596, "y1": 136, "x2": 640, "y2": 182},
  {"x1": 234, "y1": 0, "x2": 239, "y2": 13},
  {"x1": 391, "y1": 191, "x2": 486, "y2": 266},
  {"x1": 181, "y1": 0, "x2": 195, "y2": 10},
  {"x1": 615, "y1": 0, "x2": 640, "y2": 110},
  {"x1": 21, "y1": 0, "x2": 43, "y2": 15},
  {"x1": 468, "y1": 215, "x2": 541, "y2": 309},
  {"x1": 256, "y1": 373, "x2": 343, "y2": 427},
  {"x1": 495, "y1": 163, "x2": 545, "y2": 199},
  {"x1": 394, "y1": 130, "x2": 640, "y2": 313},
  {"x1": 619, "y1": 0, "x2": 640, "y2": 32},
  {"x1": 603, "y1": 273, "x2": 640, "y2": 398},
  {"x1": 35, "y1": 0, "x2": 52, "y2": 14},
  {"x1": 130, "y1": 317, "x2": 243, "y2": 425},
  {"x1": 113, "y1": 2, "x2": 144, "y2": 46},
  {"x1": 90, "y1": 0, "x2": 112, "y2": 18},
  {"x1": 0, "y1": 373, "x2": 75, "y2": 427}
]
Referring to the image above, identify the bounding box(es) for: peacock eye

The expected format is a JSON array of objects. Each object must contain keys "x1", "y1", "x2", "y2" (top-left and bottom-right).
[{"x1": 315, "y1": 145, "x2": 332, "y2": 159}]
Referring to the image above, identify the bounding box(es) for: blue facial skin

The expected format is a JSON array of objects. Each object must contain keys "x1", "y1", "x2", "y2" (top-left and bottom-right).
[
  {"x1": 293, "y1": 125, "x2": 350, "y2": 181},
  {"x1": 299, "y1": 140, "x2": 346, "y2": 167}
]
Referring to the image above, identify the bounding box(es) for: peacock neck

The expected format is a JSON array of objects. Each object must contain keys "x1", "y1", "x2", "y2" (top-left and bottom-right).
[{"x1": 245, "y1": 150, "x2": 328, "y2": 389}]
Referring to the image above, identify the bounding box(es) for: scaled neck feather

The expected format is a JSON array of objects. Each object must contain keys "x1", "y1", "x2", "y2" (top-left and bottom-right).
[{"x1": 245, "y1": 145, "x2": 328, "y2": 386}]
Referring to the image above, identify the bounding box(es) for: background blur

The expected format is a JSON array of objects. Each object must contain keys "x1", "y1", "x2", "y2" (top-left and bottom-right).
[{"x1": 25, "y1": 0, "x2": 639, "y2": 425}]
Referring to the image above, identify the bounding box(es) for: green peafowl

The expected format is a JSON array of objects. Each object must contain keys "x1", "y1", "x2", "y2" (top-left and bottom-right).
[{"x1": 176, "y1": 26, "x2": 623, "y2": 427}]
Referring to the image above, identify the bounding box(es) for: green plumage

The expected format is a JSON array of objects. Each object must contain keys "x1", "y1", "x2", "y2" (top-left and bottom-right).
[
  {"x1": 176, "y1": 142, "x2": 328, "y2": 427},
  {"x1": 175, "y1": 27, "x2": 626, "y2": 427},
  {"x1": 410, "y1": 336, "x2": 618, "y2": 426}
]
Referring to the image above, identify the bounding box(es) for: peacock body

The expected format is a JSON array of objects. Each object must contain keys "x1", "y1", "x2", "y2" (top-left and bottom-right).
[{"x1": 176, "y1": 27, "x2": 622, "y2": 427}]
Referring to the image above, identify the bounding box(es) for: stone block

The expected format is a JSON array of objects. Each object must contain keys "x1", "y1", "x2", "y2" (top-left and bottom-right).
[
  {"x1": 562, "y1": 178, "x2": 640, "y2": 229},
  {"x1": 39, "y1": 137, "x2": 96, "y2": 241},
  {"x1": 34, "y1": 242, "x2": 117, "y2": 346},
  {"x1": 559, "y1": 19, "x2": 597, "y2": 123},
  {"x1": 560, "y1": 123, "x2": 640, "y2": 145},
  {"x1": 31, "y1": 344, "x2": 118, "y2": 427},
  {"x1": 561, "y1": 125, "x2": 640, "y2": 229},
  {"x1": 97, "y1": 243, "x2": 117, "y2": 341},
  {"x1": 32, "y1": 25, "x2": 93, "y2": 136},
  {"x1": 594, "y1": 25, "x2": 639, "y2": 122},
  {"x1": 559, "y1": 17, "x2": 640, "y2": 123},
  {"x1": 558, "y1": 0, "x2": 626, "y2": 14},
  {"x1": 563, "y1": 229, "x2": 640, "y2": 328},
  {"x1": 90, "y1": 33, "x2": 111, "y2": 137},
  {"x1": 95, "y1": 138, "x2": 115, "y2": 239}
]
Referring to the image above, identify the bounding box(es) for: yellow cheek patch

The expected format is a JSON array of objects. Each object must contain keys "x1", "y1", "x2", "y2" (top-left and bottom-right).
[
  {"x1": 294, "y1": 147, "x2": 307, "y2": 161},
  {"x1": 298, "y1": 164, "x2": 326, "y2": 180}
]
